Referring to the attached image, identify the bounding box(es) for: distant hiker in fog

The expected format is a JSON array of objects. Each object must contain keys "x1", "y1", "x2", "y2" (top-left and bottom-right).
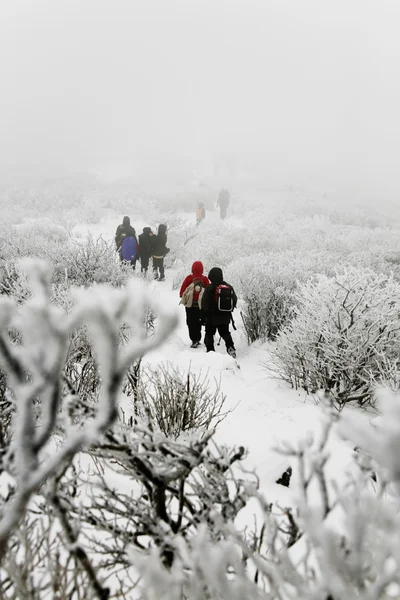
[
  {"x1": 201, "y1": 267, "x2": 237, "y2": 357},
  {"x1": 138, "y1": 226, "x2": 153, "y2": 274},
  {"x1": 195, "y1": 202, "x2": 206, "y2": 225},
  {"x1": 217, "y1": 188, "x2": 230, "y2": 219},
  {"x1": 179, "y1": 261, "x2": 210, "y2": 348},
  {"x1": 151, "y1": 223, "x2": 169, "y2": 281},
  {"x1": 115, "y1": 216, "x2": 139, "y2": 269}
]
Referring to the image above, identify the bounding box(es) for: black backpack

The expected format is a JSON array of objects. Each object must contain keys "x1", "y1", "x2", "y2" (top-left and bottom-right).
[{"x1": 215, "y1": 284, "x2": 235, "y2": 312}]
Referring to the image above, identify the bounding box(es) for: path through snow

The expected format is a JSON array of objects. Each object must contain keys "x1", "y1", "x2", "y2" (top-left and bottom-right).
[{"x1": 77, "y1": 211, "x2": 357, "y2": 512}]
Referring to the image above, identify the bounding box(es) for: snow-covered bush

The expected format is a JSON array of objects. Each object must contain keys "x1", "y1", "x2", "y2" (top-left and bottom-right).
[
  {"x1": 56, "y1": 422, "x2": 249, "y2": 586},
  {"x1": 136, "y1": 363, "x2": 228, "y2": 439},
  {"x1": 121, "y1": 396, "x2": 400, "y2": 599},
  {"x1": 226, "y1": 255, "x2": 299, "y2": 343},
  {"x1": 271, "y1": 267, "x2": 400, "y2": 407},
  {"x1": 0, "y1": 262, "x2": 30, "y2": 302},
  {"x1": 5, "y1": 259, "x2": 400, "y2": 598},
  {"x1": 14, "y1": 218, "x2": 70, "y2": 243},
  {"x1": 0, "y1": 259, "x2": 178, "y2": 559},
  {"x1": 226, "y1": 252, "x2": 338, "y2": 344},
  {"x1": 0, "y1": 505, "x2": 96, "y2": 598},
  {"x1": 240, "y1": 284, "x2": 295, "y2": 343},
  {"x1": 0, "y1": 229, "x2": 131, "y2": 288},
  {"x1": 62, "y1": 235, "x2": 131, "y2": 287}
]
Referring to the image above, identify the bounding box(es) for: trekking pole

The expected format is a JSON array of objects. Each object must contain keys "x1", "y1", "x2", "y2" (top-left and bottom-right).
[{"x1": 231, "y1": 315, "x2": 237, "y2": 331}]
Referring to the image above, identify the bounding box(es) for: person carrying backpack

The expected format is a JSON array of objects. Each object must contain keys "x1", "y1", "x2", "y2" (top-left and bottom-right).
[
  {"x1": 179, "y1": 261, "x2": 210, "y2": 348},
  {"x1": 195, "y1": 202, "x2": 206, "y2": 226},
  {"x1": 115, "y1": 216, "x2": 139, "y2": 269},
  {"x1": 138, "y1": 227, "x2": 153, "y2": 274},
  {"x1": 151, "y1": 223, "x2": 169, "y2": 281},
  {"x1": 201, "y1": 267, "x2": 237, "y2": 357}
]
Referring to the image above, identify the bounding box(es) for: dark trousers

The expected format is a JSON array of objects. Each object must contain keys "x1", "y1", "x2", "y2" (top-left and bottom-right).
[
  {"x1": 204, "y1": 322, "x2": 234, "y2": 352},
  {"x1": 186, "y1": 307, "x2": 203, "y2": 343},
  {"x1": 141, "y1": 256, "x2": 150, "y2": 273},
  {"x1": 153, "y1": 257, "x2": 165, "y2": 279}
]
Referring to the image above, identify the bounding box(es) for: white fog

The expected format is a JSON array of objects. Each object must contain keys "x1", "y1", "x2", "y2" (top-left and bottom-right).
[{"x1": 2, "y1": 0, "x2": 400, "y2": 202}]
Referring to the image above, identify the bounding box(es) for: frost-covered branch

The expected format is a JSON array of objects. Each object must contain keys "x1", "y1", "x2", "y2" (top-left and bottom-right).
[{"x1": 0, "y1": 259, "x2": 178, "y2": 560}]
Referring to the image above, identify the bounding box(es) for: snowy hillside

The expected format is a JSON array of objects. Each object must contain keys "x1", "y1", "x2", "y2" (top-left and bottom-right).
[{"x1": 0, "y1": 188, "x2": 399, "y2": 598}]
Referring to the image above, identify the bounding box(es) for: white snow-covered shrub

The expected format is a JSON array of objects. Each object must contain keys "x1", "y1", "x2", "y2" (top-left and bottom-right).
[
  {"x1": 14, "y1": 218, "x2": 69, "y2": 243},
  {"x1": 62, "y1": 235, "x2": 132, "y2": 287},
  {"x1": 0, "y1": 262, "x2": 31, "y2": 303},
  {"x1": 0, "y1": 258, "x2": 178, "y2": 558},
  {"x1": 128, "y1": 395, "x2": 400, "y2": 600},
  {"x1": 271, "y1": 267, "x2": 400, "y2": 407},
  {"x1": 0, "y1": 505, "x2": 96, "y2": 599},
  {"x1": 0, "y1": 229, "x2": 132, "y2": 288},
  {"x1": 226, "y1": 252, "x2": 338, "y2": 344},
  {"x1": 241, "y1": 283, "x2": 295, "y2": 343},
  {"x1": 135, "y1": 363, "x2": 228, "y2": 439},
  {"x1": 44, "y1": 423, "x2": 249, "y2": 596}
]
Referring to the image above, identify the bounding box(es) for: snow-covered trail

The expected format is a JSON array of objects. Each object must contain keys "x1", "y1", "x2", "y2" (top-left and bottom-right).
[
  {"x1": 141, "y1": 276, "x2": 354, "y2": 500},
  {"x1": 77, "y1": 211, "x2": 356, "y2": 505}
]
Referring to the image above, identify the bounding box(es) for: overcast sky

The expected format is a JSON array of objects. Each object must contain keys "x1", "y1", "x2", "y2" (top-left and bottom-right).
[{"x1": 1, "y1": 0, "x2": 400, "y2": 199}]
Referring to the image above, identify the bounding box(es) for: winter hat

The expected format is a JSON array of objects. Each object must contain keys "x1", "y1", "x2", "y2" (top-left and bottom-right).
[
  {"x1": 191, "y1": 261, "x2": 204, "y2": 276},
  {"x1": 208, "y1": 267, "x2": 223, "y2": 285},
  {"x1": 143, "y1": 227, "x2": 151, "y2": 234},
  {"x1": 123, "y1": 216, "x2": 130, "y2": 226}
]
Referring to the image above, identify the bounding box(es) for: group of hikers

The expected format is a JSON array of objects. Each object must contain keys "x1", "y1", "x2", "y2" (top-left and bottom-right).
[
  {"x1": 115, "y1": 204, "x2": 237, "y2": 357},
  {"x1": 179, "y1": 261, "x2": 237, "y2": 358},
  {"x1": 114, "y1": 216, "x2": 169, "y2": 280}
]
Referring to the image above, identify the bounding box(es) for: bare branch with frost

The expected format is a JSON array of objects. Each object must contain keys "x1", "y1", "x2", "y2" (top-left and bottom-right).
[{"x1": 0, "y1": 258, "x2": 178, "y2": 560}]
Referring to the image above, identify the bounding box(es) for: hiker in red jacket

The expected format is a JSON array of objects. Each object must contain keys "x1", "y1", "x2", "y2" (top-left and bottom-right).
[{"x1": 179, "y1": 261, "x2": 210, "y2": 348}]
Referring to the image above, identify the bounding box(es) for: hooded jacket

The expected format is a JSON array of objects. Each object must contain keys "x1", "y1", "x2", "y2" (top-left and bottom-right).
[
  {"x1": 138, "y1": 227, "x2": 153, "y2": 259},
  {"x1": 151, "y1": 223, "x2": 169, "y2": 258},
  {"x1": 180, "y1": 261, "x2": 210, "y2": 298},
  {"x1": 115, "y1": 216, "x2": 137, "y2": 250},
  {"x1": 201, "y1": 267, "x2": 237, "y2": 324}
]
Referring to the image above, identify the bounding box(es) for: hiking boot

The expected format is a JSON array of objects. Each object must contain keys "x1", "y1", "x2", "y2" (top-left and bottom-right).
[
  {"x1": 159, "y1": 276, "x2": 165, "y2": 282},
  {"x1": 227, "y1": 347, "x2": 236, "y2": 359},
  {"x1": 190, "y1": 341, "x2": 201, "y2": 349}
]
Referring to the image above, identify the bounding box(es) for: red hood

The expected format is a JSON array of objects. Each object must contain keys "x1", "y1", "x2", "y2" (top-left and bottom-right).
[{"x1": 191, "y1": 261, "x2": 204, "y2": 276}]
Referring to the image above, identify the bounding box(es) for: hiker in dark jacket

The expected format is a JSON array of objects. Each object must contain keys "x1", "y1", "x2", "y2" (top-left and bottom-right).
[
  {"x1": 138, "y1": 227, "x2": 153, "y2": 274},
  {"x1": 152, "y1": 224, "x2": 169, "y2": 281},
  {"x1": 115, "y1": 216, "x2": 138, "y2": 263},
  {"x1": 201, "y1": 267, "x2": 237, "y2": 357},
  {"x1": 179, "y1": 261, "x2": 210, "y2": 348},
  {"x1": 217, "y1": 189, "x2": 230, "y2": 219}
]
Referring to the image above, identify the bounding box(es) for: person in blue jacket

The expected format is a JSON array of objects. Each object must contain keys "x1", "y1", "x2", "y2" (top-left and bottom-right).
[{"x1": 115, "y1": 216, "x2": 139, "y2": 270}]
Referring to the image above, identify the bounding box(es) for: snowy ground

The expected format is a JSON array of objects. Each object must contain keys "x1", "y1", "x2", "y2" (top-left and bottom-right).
[{"x1": 74, "y1": 211, "x2": 358, "y2": 515}]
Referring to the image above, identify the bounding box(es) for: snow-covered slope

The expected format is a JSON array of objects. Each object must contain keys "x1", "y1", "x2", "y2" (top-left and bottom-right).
[{"x1": 75, "y1": 212, "x2": 356, "y2": 515}]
